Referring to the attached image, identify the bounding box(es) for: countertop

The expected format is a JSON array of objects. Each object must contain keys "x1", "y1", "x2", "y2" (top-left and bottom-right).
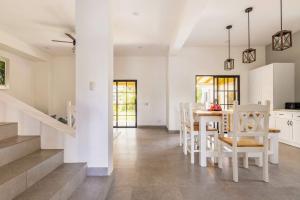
[{"x1": 273, "y1": 109, "x2": 300, "y2": 112}]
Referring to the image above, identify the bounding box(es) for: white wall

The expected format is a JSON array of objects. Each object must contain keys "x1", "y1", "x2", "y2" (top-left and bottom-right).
[
  {"x1": 49, "y1": 56, "x2": 75, "y2": 118},
  {"x1": 114, "y1": 56, "x2": 167, "y2": 126},
  {"x1": 266, "y1": 31, "x2": 300, "y2": 101},
  {"x1": 0, "y1": 49, "x2": 36, "y2": 106},
  {"x1": 0, "y1": 46, "x2": 75, "y2": 117},
  {"x1": 167, "y1": 46, "x2": 266, "y2": 130},
  {"x1": 33, "y1": 61, "x2": 51, "y2": 113}
]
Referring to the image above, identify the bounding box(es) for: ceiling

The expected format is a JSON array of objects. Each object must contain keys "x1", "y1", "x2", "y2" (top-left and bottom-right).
[
  {"x1": 186, "y1": 0, "x2": 300, "y2": 46},
  {"x1": 0, "y1": 0, "x2": 75, "y2": 56},
  {"x1": 0, "y1": 0, "x2": 300, "y2": 56},
  {"x1": 113, "y1": 0, "x2": 183, "y2": 46}
]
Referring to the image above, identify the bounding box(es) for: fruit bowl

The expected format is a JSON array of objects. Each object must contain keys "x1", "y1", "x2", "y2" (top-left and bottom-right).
[{"x1": 209, "y1": 104, "x2": 222, "y2": 111}]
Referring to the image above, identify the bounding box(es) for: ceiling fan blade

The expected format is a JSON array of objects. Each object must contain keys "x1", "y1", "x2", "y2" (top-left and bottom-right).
[
  {"x1": 65, "y1": 33, "x2": 76, "y2": 41},
  {"x1": 52, "y1": 40, "x2": 73, "y2": 43}
]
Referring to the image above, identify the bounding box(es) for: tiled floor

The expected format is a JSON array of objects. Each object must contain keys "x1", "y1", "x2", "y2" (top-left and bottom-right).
[{"x1": 107, "y1": 128, "x2": 300, "y2": 200}]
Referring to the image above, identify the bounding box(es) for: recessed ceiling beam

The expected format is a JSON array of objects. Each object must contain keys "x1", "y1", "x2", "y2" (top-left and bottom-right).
[
  {"x1": 169, "y1": 0, "x2": 209, "y2": 55},
  {"x1": 0, "y1": 30, "x2": 50, "y2": 61}
]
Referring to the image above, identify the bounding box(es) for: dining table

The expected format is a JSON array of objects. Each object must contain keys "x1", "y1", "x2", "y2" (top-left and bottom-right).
[{"x1": 193, "y1": 110, "x2": 279, "y2": 167}]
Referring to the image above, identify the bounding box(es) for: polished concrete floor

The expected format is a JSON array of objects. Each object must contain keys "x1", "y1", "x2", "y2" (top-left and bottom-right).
[{"x1": 107, "y1": 128, "x2": 300, "y2": 200}]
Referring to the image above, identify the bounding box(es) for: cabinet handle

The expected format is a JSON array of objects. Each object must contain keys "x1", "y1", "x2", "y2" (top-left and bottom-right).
[
  {"x1": 287, "y1": 121, "x2": 290, "y2": 126},
  {"x1": 279, "y1": 114, "x2": 284, "y2": 116},
  {"x1": 290, "y1": 121, "x2": 293, "y2": 126}
]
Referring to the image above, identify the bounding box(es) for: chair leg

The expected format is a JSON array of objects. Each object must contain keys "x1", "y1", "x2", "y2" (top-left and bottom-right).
[
  {"x1": 218, "y1": 142, "x2": 223, "y2": 169},
  {"x1": 183, "y1": 131, "x2": 187, "y2": 155},
  {"x1": 232, "y1": 151, "x2": 238, "y2": 182},
  {"x1": 214, "y1": 133, "x2": 218, "y2": 164},
  {"x1": 263, "y1": 149, "x2": 269, "y2": 182},
  {"x1": 180, "y1": 128, "x2": 182, "y2": 146},
  {"x1": 209, "y1": 136, "x2": 215, "y2": 164},
  {"x1": 191, "y1": 133, "x2": 195, "y2": 164},
  {"x1": 255, "y1": 136, "x2": 263, "y2": 167},
  {"x1": 243, "y1": 153, "x2": 249, "y2": 168}
]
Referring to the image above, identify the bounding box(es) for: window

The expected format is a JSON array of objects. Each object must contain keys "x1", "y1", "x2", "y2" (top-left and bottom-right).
[
  {"x1": 113, "y1": 80, "x2": 137, "y2": 128},
  {"x1": 196, "y1": 75, "x2": 240, "y2": 110}
]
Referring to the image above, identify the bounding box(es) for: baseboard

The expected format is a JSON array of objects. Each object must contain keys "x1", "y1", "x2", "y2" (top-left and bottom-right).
[
  {"x1": 137, "y1": 125, "x2": 167, "y2": 130},
  {"x1": 168, "y1": 130, "x2": 180, "y2": 134},
  {"x1": 87, "y1": 167, "x2": 109, "y2": 176}
]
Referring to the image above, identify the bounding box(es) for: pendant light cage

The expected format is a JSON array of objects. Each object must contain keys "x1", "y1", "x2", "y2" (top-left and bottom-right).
[
  {"x1": 242, "y1": 7, "x2": 256, "y2": 64},
  {"x1": 225, "y1": 25, "x2": 234, "y2": 71},
  {"x1": 272, "y1": 0, "x2": 292, "y2": 51}
]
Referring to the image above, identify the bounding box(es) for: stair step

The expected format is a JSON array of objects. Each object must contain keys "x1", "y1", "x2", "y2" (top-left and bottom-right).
[
  {"x1": 15, "y1": 163, "x2": 87, "y2": 200},
  {"x1": 69, "y1": 175, "x2": 114, "y2": 200},
  {"x1": 0, "y1": 136, "x2": 40, "y2": 167},
  {"x1": 0, "y1": 149, "x2": 63, "y2": 200},
  {"x1": 0, "y1": 123, "x2": 17, "y2": 141}
]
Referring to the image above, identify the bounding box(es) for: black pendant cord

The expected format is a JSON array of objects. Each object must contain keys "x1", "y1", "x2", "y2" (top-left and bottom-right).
[
  {"x1": 248, "y1": 11, "x2": 250, "y2": 49},
  {"x1": 280, "y1": 0, "x2": 283, "y2": 31},
  {"x1": 228, "y1": 28, "x2": 231, "y2": 59}
]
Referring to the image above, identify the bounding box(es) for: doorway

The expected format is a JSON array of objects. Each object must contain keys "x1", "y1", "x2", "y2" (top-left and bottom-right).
[{"x1": 113, "y1": 80, "x2": 137, "y2": 128}]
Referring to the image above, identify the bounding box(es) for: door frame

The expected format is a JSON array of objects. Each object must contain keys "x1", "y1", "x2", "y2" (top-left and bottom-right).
[{"x1": 113, "y1": 80, "x2": 138, "y2": 128}]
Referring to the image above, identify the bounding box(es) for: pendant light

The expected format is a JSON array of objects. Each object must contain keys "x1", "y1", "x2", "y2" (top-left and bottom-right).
[
  {"x1": 272, "y1": 0, "x2": 292, "y2": 51},
  {"x1": 242, "y1": 7, "x2": 256, "y2": 63},
  {"x1": 224, "y1": 25, "x2": 234, "y2": 71}
]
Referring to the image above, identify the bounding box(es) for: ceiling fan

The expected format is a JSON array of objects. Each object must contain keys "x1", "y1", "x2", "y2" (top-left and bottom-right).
[{"x1": 52, "y1": 33, "x2": 76, "y2": 52}]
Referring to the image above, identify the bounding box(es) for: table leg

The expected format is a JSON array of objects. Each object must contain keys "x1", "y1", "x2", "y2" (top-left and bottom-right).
[{"x1": 269, "y1": 135, "x2": 279, "y2": 164}]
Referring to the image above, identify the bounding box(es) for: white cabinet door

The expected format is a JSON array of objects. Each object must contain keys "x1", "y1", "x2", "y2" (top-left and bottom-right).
[
  {"x1": 249, "y1": 70, "x2": 261, "y2": 104},
  {"x1": 292, "y1": 119, "x2": 300, "y2": 145},
  {"x1": 269, "y1": 116, "x2": 276, "y2": 128},
  {"x1": 276, "y1": 118, "x2": 292, "y2": 141},
  {"x1": 260, "y1": 67, "x2": 273, "y2": 108}
]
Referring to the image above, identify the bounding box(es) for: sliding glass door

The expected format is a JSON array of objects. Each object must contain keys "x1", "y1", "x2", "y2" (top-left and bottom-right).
[
  {"x1": 113, "y1": 80, "x2": 137, "y2": 128},
  {"x1": 196, "y1": 75, "x2": 240, "y2": 110}
]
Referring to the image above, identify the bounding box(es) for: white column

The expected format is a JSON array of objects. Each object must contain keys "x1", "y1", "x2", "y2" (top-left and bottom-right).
[{"x1": 65, "y1": 0, "x2": 113, "y2": 176}]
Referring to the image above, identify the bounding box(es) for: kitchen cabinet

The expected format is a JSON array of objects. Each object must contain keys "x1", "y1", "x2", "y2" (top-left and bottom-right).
[
  {"x1": 249, "y1": 63, "x2": 295, "y2": 110},
  {"x1": 292, "y1": 117, "x2": 300, "y2": 146},
  {"x1": 272, "y1": 111, "x2": 300, "y2": 148},
  {"x1": 269, "y1": 112, "x2": 276, "y2": 128},
  {"x1": 276, "y1": 117, "x2": 292, "y2": 142}
]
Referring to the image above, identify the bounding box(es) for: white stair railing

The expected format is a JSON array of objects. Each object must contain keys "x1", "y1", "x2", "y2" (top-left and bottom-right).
[
  {"x1": 67, "y1": 101, "x2": 76, "y2": 128},
  {"x1": 0, "y1": 91, "x2": 75, "y2": 136}
]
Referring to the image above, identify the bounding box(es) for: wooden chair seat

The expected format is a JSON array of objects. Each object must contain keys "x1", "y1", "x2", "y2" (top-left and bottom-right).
[
  {"x1": 269, "y1": 128, "x2": 280, "y2": 134},
  {"x1": 218, "y1": 136, "x2": 263, "y2": 147},
  {"x1": 248, "y1": 125, "x2": 280, "y2": 134}
]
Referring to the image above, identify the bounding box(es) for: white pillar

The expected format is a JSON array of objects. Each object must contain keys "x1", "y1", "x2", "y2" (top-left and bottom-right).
[{"x1": 65, "y1": 0, "x2": 113, "y2": 176}]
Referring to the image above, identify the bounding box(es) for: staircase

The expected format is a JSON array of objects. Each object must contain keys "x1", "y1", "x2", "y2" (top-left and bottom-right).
[{"x1": 0, "y1": 123, "x2": 87, "y2": 200}]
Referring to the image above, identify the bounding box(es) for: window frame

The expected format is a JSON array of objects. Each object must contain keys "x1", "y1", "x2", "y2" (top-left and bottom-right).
[{"x1": 195, "y1": 75, "x2": 240, "y2": 109}]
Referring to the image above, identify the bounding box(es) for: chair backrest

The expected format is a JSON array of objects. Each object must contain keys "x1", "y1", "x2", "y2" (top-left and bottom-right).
[
  {"x1": 192, "y1": 103, "x2": 206, "y2": 111},
  {"x1": 222, "y1": 111, "x2": 230, "y2": 134},
  {"x1": 232, "y1": 100, "x2": 270, "y2": 137},
  {"x1": 182, "y1": 103, "x2": 194, "y2": 131},
  {"x1": 179, "y1": 102, "x2": 185, "y2": 129}
]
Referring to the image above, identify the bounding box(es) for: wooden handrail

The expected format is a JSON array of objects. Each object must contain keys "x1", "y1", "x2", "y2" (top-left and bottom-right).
[{"x1": 0, "y1": 91, "x2": 75, "y2": 136}]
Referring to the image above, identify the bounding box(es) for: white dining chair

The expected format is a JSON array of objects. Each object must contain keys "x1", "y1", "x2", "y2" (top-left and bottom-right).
[
  {"x1": 179, "y1": 103, "x2": 184, "y2": 147},
  {"x1": 218, "y1": 101, "x2": 270, "y2": 182},
  {"x1": 183, "y1": 103, "x2": 218, "y2": 164}
]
